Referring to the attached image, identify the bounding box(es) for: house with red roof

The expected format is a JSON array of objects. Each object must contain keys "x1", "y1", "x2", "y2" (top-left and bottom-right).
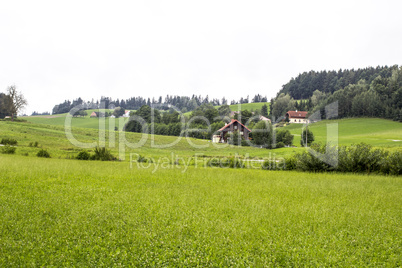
[
  {"x1": 215, "y1": 119, "x2": 251, "y2": 143},
  {"x1": 286, "y1": 110, "x2": 309, "y2": 124}
]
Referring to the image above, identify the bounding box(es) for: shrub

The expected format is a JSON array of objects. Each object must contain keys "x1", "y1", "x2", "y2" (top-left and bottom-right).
[
  {"x1": 1, "y1": 138, "x2": 17, "y2": 146},
  {"x1": 37, "y1": 149, "x2": 50, "y2": 158},
  {"x1": 76, "y1": 150, "x2": 91, "y2": 160},
  {"x1": 208, "y1": 157, "x2": 245, "y2": 168},
  {"x1": 137, "y1": 155, "x2": 153, "y2": 163},
  {"x1": 29, "y1": 141, "x2": 39, "y2": 147},
  {"x1": 382, "y1": 151, "x2": 402, "y2": 176},
  {"x1": 92, "y1": 147, "x2": 116, "y2": 161},
  {"x1": 1, "y1": 145, "x2": 16, "y2": 154},
  {"x1": 276, "y1": 142, "x2": 285, "y2": 148},
  {"x1": 300, "y1": 129, "x2": 314, "y2": 147}
]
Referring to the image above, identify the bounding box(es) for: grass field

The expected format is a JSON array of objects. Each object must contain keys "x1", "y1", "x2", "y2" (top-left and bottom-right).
[
  {"x1": 282, "y1": 118, "x2": 402, "y2": 148},
  {"x1": 3, "y1": 117, "x2": 401, "y2": 163},
  {"x1": 0, "y1": 155, "x2": 401, "y2": 266},
  {"x1": 0, "y1": 120, "x2": 297, "y2": 161},
  {"x1": 183, "y1": 102, "x2": 270, "y2": 117}
]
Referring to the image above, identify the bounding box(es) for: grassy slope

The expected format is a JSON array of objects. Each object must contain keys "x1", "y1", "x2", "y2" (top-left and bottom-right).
[
  {"x1": 281, "y1": 118, "x2": 402, "y2": 148},
  {"x1": 0, "y1": 155, "x2": 400, "y2": 266},
  {"x1": 0, "y1": 121, "x2": 295, "y2": 160},
  {"x1": 183, "y1": 102, "x2": 270, "y2": 117}
]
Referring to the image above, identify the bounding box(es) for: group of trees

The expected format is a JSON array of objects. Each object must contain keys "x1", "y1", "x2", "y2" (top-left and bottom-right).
[
  {"x1": 0, "y1": 86, "x2": 27, "y2": 120},
  {"x1": 125, "y1": 103, "x2": 297, "y2": 147},
  {"x1": 52, "y1": 94, "x2": 269, "y2": 115},
  {"x1": 279, "y1": 65, "x2": 399, "y2": 99},
  {"x1": 273, "y1": 65, "x2": 402, "y2": 122}
]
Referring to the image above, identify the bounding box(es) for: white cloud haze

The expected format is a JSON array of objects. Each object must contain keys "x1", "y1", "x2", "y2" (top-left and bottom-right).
[{"x1": 0, "y1": 0, "x2": 401, "y2": 114}]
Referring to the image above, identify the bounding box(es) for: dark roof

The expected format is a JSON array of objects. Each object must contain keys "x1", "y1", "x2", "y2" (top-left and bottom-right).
[
  {"x1": 218, "y1": 119, "x2": 252, "y2": 132},
  {"x1": 286, "y1": 111, "x2": 308, "y2": 119}
]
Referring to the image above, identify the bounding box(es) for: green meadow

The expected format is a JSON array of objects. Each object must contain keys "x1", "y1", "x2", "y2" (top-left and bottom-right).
[
  {"x1": 0, "y1": 117, "x2": 401, "y2": 266},
  {"x1": 0, "y1": 155, "x2": 401, "y2": 266},
  {"x1": 183, "y1": 102, "x2": 270, "y2": 117},
  {"x1": 282, "y1": 118, "x2": 402, "y2": 148}
]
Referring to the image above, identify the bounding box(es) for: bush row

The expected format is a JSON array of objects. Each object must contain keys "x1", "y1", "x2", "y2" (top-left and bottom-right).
[
  {"x1": 76, "y1": 147, "x2": 116, "y2": 161},
  {"x1": 281, "y1": 143, "x2": 401, "y2": 175}
]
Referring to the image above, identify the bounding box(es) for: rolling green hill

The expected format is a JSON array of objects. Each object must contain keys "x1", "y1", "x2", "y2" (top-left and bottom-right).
[
  {"x1": 281, "y1": 118, "x2": 402, "y2": 148},
  {"x1": 183, "y1": 102, "x2": 270, "y2": 117}
]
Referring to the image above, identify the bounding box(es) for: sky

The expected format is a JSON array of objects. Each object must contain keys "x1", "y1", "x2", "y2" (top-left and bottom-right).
[{"x1": 0, "y1": 0, "x2": 401, "y2": 115}]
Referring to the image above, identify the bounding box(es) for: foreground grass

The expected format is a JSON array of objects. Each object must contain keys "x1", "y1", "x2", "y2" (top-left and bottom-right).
[{"x1": 0, "y1": 155, "x2": 401, "y2": 266}]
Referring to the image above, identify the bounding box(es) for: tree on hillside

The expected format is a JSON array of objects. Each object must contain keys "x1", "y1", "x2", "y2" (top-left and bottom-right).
[
  {"x1": 271, "y1": 94, "x2": 295, "y2": 120},
  {"x1": 113, "y1": 107, "x2": 126, "y2": 118},
  {"x1": 252, "y1": 120, "x2": 273, "y2": 148},
  {"x1": 301, "y1": 128, "x2": 314, "y2": 147},
  {"x1": 6, "y1": 85, "x2": 27, "y2": 121},
  {"x1": 234, "y1": 109, "x2": 252, "y2": 125},
  {"x1": 276, "y1": 129, "x2": 294, "y2": 146},
  {"x1": 261, "y1": 104, "x2": 268, "y2": 117},
  {"x1": 218, "y1": 104, "x2": 231, "y2": 117}
]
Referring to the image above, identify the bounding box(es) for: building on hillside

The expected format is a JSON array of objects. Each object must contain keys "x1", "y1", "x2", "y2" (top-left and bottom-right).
[
  {"x1": 215, "y1": 119, "x2": 251, "y2": 143},
  {"x1": 286, "y1": 110, "x2": 309, "y2": 123},
  {"x1": 122, "y1": 110, "x2": 131, "y2": 118},
  {"x1": 259, "y1": 115, "x2": 271, "y2": 122},
  {"x1": 90, "y1": 111, "x2": 98, "y2": 117}
]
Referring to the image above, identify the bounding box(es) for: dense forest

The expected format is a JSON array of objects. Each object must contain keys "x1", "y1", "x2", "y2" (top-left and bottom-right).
[
  {"x1": 278, "y1": 65, "x2": 399, "y2": 99},
  {"x1": 272, "y1": 65, "x2": 402, "y2": 122},
  {"x1": 51, "y1": 94, "x2": 268, "y2": 115}
]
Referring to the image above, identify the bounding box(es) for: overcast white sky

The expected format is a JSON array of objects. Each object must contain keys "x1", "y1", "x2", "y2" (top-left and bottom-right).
[{"x1": 1, "y1": 0, "x2": 401, "y2": 114}]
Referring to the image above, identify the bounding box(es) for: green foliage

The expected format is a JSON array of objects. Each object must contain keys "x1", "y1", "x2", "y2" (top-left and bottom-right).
[
  {"x1": 71, "y1": 110, "x2": 88, "y2": 117},
  {"x1": 261, "y1": 104, "x2": 268, "y2": 117},
  {"x1": 276, "y1": 129, "x2": 294, "y2": 146},
  {"x1": 76, "y1": 150, "x2": 91, "y2": 160},
  {"x1": 113, "y1": 107, "x2": 125, "y2": 118},
  {"x1": 92, "y1": 147, "x2": 116, "y2": 161},
  {"x1": 300, "y1": 128, "x2": 314, "y2": 146},
  {"x1": 29, "y1": 141, "x2": 39, "y2": 147},
  {"x1": 207, "y1": 157, "x2": 245, "y2": 168},
  {"x1": 252, "y1": 120, "x2": 273, "y2": 148},
  {"x1": 234, "y1": 109, "x2": 252, "y2": 125},
  {"x1": 276, "y1": 141, "x2": 285, "y2": 148},
  {"x1": 1, "y1": 137, "x2": 18, "y2": 145},
  {"x1": 271, "y1": 93, "x2": 295, "y2": 119},
  {"x1": 1, "y1": 145, "x2": 16, "y2": 154},
  {"x1": 36, "y1": 149, "x2": 50, "y2": 158},
  {"x1": 217, "y1": 104, "x2": 231, "y2": 117},
  {"x1": 291, "y1": 142, "x2": 400, "y2": 175},
  {"x1": 136, "y1": 155, "x2": 153, "y2": 163},
  {"x1": 227, "y1": 131, "x2": 242, "y2": 146}
]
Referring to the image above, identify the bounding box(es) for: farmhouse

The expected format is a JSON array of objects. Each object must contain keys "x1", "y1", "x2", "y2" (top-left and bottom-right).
[
  {"x1": 215, "y1": 119, "x2": 251, "y2": 143},
  {"x1": 123, "y1": 110, "x2": 131, "y2": 118},
  {"x1": 286, "y1": 110, "x2": 309, "y2": 124}
]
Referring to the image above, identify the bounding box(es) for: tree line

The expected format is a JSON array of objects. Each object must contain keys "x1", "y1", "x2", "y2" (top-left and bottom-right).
[
  {"x1": 278, "y1": 65, "x2": 399, "y2": 99},
  {"x1": 51, "y1": 94, "x2": 269, "y2": 115},
  {"x1": 271, "y1": 65, "x2": 402, "y2": 122}
]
